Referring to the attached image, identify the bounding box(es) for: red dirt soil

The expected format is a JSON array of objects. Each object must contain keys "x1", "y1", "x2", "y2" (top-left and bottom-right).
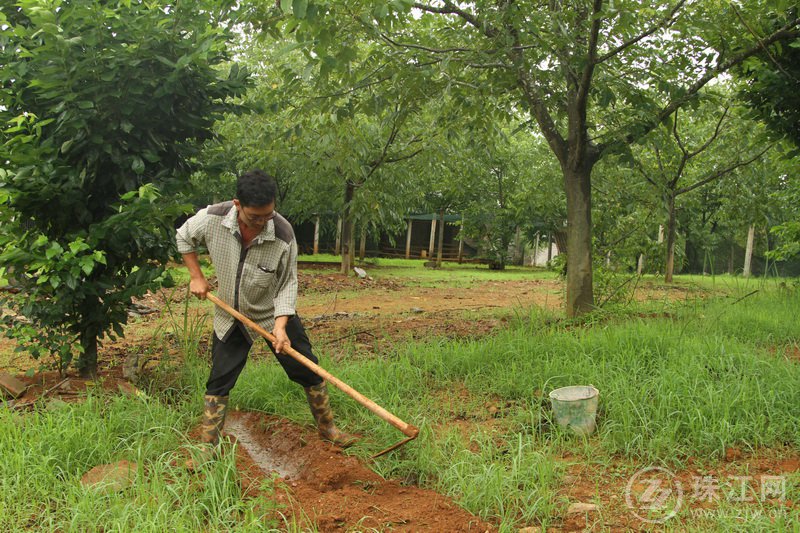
[
  {"x1": 226, "y1": 411, "x2": 493, "y2": 532},
  {"x1": 555, "y1": 448, "x2": 798, "y2": 531},
  {"x1": 3, "y1": 269, "x2": 796, "y2": 531},
  {"x1": 8, "y1": 367, "x2": 135, "y2": 408}
]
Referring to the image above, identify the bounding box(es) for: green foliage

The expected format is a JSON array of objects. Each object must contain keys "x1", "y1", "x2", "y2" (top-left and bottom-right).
[
  {"x1": 0, "y1": 318, "x2": 77, "y2": 376},
  {"x1": 768, "y1": 222, "x2": 800, "y2": 261},
  {"x1": 242, "y1": 0, "x2": 800, "y2": 314},
  {"x1": 0, "y1": 0, "x2": 249, "y2": 374},
  {"x1": 736, "y1": 11, "x2": 800, "y2": 151}
]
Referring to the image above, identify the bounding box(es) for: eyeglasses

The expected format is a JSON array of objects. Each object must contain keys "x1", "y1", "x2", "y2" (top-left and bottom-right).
[{"x1": 243, "y1": 210, "x2": 275, "y2": 223}]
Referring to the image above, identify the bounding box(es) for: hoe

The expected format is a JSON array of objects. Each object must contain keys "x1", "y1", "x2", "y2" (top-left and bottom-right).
[{"x1": 207, "y1": 292, "x2": 419, "y2": 458}]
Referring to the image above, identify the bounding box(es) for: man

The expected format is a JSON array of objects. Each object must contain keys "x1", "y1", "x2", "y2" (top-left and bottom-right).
[{"x1": 175, "y1": 169, "x2": 356, "y2": 453}]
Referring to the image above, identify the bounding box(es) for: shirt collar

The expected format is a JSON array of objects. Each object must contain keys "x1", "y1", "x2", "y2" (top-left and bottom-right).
[{"x1": 221, "y1": 204, "x2": 276, "y2": 243}]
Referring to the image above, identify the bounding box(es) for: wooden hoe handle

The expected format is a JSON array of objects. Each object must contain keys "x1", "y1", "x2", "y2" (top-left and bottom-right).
[{"x1": 206, "y1": 292, "x2": 419, "y2": 440}]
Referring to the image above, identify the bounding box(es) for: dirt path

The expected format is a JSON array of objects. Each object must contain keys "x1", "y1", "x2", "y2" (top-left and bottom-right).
[
  {"x1": 226, "y1": 411, "x2": 492, "y2": 532},
  {"x1": 300, "y1": 278, "x2": 563, "y2": 317},
  {"x1": 293, "y1": 278, "x2": 563, "y2": 359}
]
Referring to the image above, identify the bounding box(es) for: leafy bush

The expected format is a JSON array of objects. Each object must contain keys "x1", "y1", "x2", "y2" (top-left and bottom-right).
[{"x1": 0, "y1": 1, "x2": 248, "y2": 376}]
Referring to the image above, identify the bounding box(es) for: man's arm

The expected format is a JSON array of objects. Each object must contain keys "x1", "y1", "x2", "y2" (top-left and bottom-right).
[
  {"x1": 182, "y1": 252, "x2": 211, "y2": 300},
  {"x1": 176, "y1": 207, "x2": 211, "y2": 300},
  {"x1": 271, "y1": 238, "x2": 299, "y2": 354}
]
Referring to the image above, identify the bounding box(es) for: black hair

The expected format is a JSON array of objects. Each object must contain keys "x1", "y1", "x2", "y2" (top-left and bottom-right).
[{"x1": 235, "y1": 169, "x2": 278, "y2": 207}]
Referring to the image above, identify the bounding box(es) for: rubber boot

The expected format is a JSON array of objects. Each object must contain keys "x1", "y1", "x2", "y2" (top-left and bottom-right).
[
  {"x1": 201, "y1": 394, "x2": 229, "y2": 446},
  {"x1": 186, "y1": 394, "x2": 228, "y2": 469},
  {"x1": 304, "y1": 383, "x2": 357, "y2": 448}
]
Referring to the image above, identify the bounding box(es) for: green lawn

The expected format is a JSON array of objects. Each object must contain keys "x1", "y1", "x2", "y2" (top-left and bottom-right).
[{"x1": 2, "y1": 268, "x2": 798, "y2": 531}]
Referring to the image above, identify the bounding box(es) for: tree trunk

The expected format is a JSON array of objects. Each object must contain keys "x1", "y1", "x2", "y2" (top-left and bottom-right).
[
  {"x1": 313, "y1": 216, "x2": 320, "y2": 255},
  {"x1": 665, "y1": 194, "x2": 677, "y2": 283},
  {"x1": 564, "y1": 166, "x2": 594, "y2": 317},
  {"x1": 359, "y1": 227, "x2": 366, "y2": 261},
  {"x1": 637, "y1": 254, "x2": 645, "y2": 276},
  {"x1": 428, "y1": 218, "x2": 437, "y2": 258},
  {"x1": 728, "y1": 242, "x2": 735, "y2": 275},
  {"x1": 553, "y1": 230, "x2": 567, "y2": 257},
  {"x1": 78, "y1": 325, "x2": 99, "y2": 379},
  {"x1": 339, "y1": 183, "x2": 355, "y2": 275},
  {"x1": 405, "y1": 219, "x2": 412, "y2": 259},
  {"x1": 743, "y1": 224, "x2": 755, "y2": 277},
  {"x1": 458, "y1": 216, "x2": 465, "y2": 263},
  {"x1": 334, "y1": 217, "x2": 342, "y2": 256},
  {"x1": 513, "y1": 226, "x2": 522, "y2": 265},
  {"x1": 436, "y1": 210, "x2": 445, "y2": 268},
  {"x1": 547, "y1": 232, "x2": 553, "y2": 262},
  {"x1": 532, "y1": 232, "x2": 540, "y2": 266},
  {"x1": 348, "y1": 225, "x2": 355, "y2": 269}
]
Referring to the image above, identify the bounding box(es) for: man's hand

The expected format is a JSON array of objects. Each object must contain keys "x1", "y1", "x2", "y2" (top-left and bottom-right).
[
  {"x1": 182, "y1": 252, "x2": 211, "y2": 299},
  {"x1": 272, "y1": 315, "x2": 291, "y2": 354},
  {"x1": 189, "y1": 276, "x2": 212, "y2": 300}
]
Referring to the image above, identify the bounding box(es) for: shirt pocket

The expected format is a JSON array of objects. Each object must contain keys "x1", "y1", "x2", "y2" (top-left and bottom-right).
[{"x1": 253, "y1": 263, "x2": 277, "y2": 289}]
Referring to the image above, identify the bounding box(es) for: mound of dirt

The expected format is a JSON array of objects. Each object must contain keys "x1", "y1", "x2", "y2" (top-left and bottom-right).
[
  {"x1": 225, "y1": 411, "x2": 493, "y2": 532},
  {"x1": 7, "y1": 368, "x2": 134, "y2": 408}
]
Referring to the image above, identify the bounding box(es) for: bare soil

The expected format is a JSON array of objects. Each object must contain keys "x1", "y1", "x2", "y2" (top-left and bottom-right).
[
  {"x1": 226, "y1": 410, "x2": 493, "y2": 532},
  {"x1": 2, "y1": 266, "x2": 797, "y2": 531},
  {"x1": 555, "y1": 448, "x2": 799, "y2": 531}
]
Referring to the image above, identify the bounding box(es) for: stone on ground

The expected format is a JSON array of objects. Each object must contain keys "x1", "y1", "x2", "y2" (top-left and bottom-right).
[
  {"x1": 567, "y1": 502, "x2": 598, "y2": 514},
  {"x1": 80, "y1": 460, "x2": 137, "y2": 493},
  {"x1": 0, "y1": 372, "x2": 27, "y2": 399}
]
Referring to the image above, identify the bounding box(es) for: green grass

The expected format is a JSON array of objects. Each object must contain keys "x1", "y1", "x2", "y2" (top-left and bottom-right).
[
  {"x1": 0, "y1": 394, "x2": 286, "y2": 532},
  {"x1": 2, "y1": 274, "x2": 798, "y2": 531},
  {"x1": 166, "y1": 257, "x2": 215, "y2": 285},
  {"x1": 216, "y1": 287, "x2": 800, "y2": 530},
  {"x1": 300, "y1": 253, "x2": 560, "y2": 287}
]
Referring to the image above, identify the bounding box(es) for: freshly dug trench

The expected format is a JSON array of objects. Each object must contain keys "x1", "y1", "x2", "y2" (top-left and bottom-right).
[{"x1": 225, "y1": 411, "x2": 493, "y2": 532}]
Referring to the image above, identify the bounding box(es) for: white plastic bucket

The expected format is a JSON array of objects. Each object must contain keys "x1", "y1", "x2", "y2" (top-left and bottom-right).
[{"x1": 549, "y1": 385, "x2": 599, "y2": 436}]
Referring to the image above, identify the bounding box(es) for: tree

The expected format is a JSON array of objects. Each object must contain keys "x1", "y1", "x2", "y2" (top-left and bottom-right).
[
  {"x1": 435, "y1": 127, "x2": 544, "y2": 270},
  {"x1": 251, "y1": 1, "x2": 800, "y2": 316},
  {"x1": 214, "y1": 30, "x2": 454, "y2": 275},
  {"x1": 736, "y1": 11, "x2": 800, "y2": 150},
  {"x1": 632, "y1": 99, "x2": 771, "y2": 282},
  {"x1": 0, "y1": 0, "x2": 248, "y2": 377}
]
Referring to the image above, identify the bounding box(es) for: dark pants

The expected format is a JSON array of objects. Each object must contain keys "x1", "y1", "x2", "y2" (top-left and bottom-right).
[{"x1": 205, "y1": 315, "x2": 323, "y2": 396}]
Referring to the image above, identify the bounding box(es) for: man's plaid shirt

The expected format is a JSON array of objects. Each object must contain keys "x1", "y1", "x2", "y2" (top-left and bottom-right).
[{"x1": 175, "y1": 201, "x2": 298, "y2": 342}]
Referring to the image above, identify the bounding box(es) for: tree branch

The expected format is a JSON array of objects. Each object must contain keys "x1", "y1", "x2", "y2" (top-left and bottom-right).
[
  {"x1": 380, "y1": 33, "x2": 475, "y2": 54},
  {"x1": 686, "y1": 105, "x2": 729, "y2": 160},
  {"x1": 731, "y1": 3, "x2": 795, "y2": 80},
  {"x1": 635, "y1": 160, "x2": 659, "y2": 189},
  {"x1": 594, "y1": 0, "x2": 686, "y2": 64},
  {"x1": 577, "y1": 0, "x2": 603, "y2": 110},
  {"x1": 670, "y1": 109, "x2": 689, "y2": 187},
  {"x1": 602, "y1": 16, "x2": 800, "y2": 154},
  {"x1": 675, "y1": 144, "x2": 772, "y2": 196},
  {"x1": 412, "y1": 1, "x2": 493, "y2": 36},
  {"x1": 384, "y1": 147, "x2": 424, "y2": 164}
]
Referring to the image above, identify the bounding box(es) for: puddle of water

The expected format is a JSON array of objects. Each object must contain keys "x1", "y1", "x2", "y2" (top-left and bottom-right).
[{"x1": 225, "y1": 416, "x2": 299, "y2": 479}]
